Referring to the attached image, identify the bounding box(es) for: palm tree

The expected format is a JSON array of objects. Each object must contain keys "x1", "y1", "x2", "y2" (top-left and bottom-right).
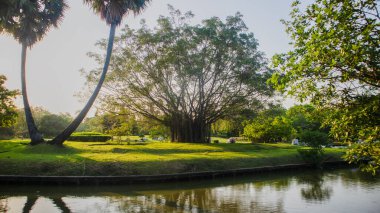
[
  {"x1": 50, "y1": 0, "x2": 151, "y2": 146},
  {"x1": 0, "y1": 0, "x2": 67, "y2": 145}
]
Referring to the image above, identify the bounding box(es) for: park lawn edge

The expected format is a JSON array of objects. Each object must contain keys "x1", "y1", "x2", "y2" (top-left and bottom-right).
[{"x1": 0, "y1": 140, "x2": 347, "y2": 177}]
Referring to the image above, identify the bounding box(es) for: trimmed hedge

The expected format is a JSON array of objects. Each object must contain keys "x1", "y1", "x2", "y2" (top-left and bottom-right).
[{"x1": 68, "y1": 132, "x2": 112, "y2": 142}]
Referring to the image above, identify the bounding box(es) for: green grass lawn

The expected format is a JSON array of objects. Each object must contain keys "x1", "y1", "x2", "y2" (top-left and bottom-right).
[{"x1": 0, "y1": 139, "x2": 346, "y2": 176}]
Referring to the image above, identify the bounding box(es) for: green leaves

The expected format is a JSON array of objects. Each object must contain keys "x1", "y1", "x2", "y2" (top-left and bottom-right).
[
  {"x1": 84, "y1": 7, "x2": 272, "y2": 142},
  {"x1": 270, "y1": 0, "x2": 379, "y2": 174},
  {"x1": 243, "y1": 106, "x2": 294, "y2": 143},
  {"x1": 0, "y1": 0, "x2": 68, "y2": 47},
  {"x1": 0, "y1": 75, "x2": 19, "y2": 127},
  {"x1": 83, "y1": 0, "x2": 151, "y2": 25},
  {"x1": 271, "y1": 0, "x2": 379, "y2": 103}
]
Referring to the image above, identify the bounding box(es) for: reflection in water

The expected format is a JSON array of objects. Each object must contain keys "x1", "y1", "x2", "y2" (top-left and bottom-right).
[
  {"x1": 22, "y1": 196, "x2": 38, "y2": 213},
  {"x1": 0, "y1": 197, "x2": 6, "y2": 213},
  {"x1": 297, "y1": 172, "x2": 333, "y2": 202},
  {"x1": 0, "y1": 168, "x2": 379, "y2": 213}
]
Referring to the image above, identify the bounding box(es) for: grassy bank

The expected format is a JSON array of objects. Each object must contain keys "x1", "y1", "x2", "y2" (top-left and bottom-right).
[{"x1": 0, "y1": 140, "x2": 346, "y2": 176}]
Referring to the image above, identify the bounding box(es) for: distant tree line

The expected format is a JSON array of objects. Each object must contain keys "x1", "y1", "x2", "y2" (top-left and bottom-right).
[{"x1": 243, "y1": 105, "x2": 329, "y2": 146}]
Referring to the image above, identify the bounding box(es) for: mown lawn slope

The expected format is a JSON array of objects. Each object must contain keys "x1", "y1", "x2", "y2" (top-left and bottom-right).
[{"x1": 0, "y1": 140, "x2": 345, "y2": 176}]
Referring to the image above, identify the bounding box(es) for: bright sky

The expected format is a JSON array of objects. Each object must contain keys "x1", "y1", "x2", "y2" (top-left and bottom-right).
[{"x1": 0, "y1": 0, "x2": 312, "y2": 116}]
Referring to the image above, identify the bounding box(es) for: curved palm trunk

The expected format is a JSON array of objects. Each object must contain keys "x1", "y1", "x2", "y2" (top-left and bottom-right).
[
  {"x1": 50, "y1": 23, "x2": 117, "y2": 146},
  {"x1": 21, "y1": 42, "x2": 44, "y2": 145}
]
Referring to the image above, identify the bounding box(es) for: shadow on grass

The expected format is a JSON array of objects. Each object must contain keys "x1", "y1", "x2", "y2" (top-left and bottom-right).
[
  {"x1": 88, "y1": 142, "x2": 148, "y2": 146},
  {"x1": 0, "y1": 140, "x2": 333, "y2": 176},
  {"x1": 106, "y1": 143, "x2": 293, "y2": 155},
  {"x1": 111, "y1": 147, "x2": 225, "y2": 154},
  {"x1": 66, "y1": 141, "x2": 298, "y2": 155}
]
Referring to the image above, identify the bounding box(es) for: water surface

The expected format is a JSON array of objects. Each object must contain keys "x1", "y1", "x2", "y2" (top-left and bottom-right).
[{"x1": 0, "y1": 167, "x2": 379, "y2": 213}]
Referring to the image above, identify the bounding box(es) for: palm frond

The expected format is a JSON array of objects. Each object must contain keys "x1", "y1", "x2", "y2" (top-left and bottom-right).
[
  {"x1": 83, "y1": 0, "x2": 151, "y2": 25},
  {"x1": 0, "y1": 0, "x2": 68, "y2": 47}
]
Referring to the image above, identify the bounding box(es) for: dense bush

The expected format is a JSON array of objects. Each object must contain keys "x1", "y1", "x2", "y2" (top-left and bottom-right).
[
  {"x1": 0, "y1": 127, "x2": 14, "y2": 139},
  {"x1": 244, "y1": 116, "x2": 294, "y2": 143},
  {"x1": 68, "y1": 132, "x2": 112, "y2": 142},
  {"x1": 299, "y1": 130, "x2": 329, "y2": 148},
  {"x1": 39, "y1": 113, "x2": 71, "y2": 137},
  {"x1": 297, "y1": 130, "x2": 329, "y2": 167}
]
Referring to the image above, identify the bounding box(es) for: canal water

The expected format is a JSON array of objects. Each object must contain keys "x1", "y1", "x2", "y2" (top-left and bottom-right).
[{"x1": 0, "y1": 167, "x2": 379, "y2": 213}]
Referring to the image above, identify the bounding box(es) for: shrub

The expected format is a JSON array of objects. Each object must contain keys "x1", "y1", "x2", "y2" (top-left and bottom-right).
[
  {"x1": 0, "y1": 127, "x2": 14, "y2": 139},
  {"x1": 213, "y1": 140, "x2": 219, "y2": 144},
  {"x1": 299, "y1": 130, "x2": 329, "y2": 148},
  {"x1": 69, "y1": 132, "x2": 112, "y2": 142}
]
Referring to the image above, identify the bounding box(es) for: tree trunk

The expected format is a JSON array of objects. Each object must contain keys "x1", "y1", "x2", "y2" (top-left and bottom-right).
[
  {"x1": 50, "y1": 23, "x2": 117, "y2": 146},
  {"x1": 170, "y1": 117, "x2": 210, "y2": 143},
  {"x1": 21, "y1": 43, "x2": 44, "y2": 145}
]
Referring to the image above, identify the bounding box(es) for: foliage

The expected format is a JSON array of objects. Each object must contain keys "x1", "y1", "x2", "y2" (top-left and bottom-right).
[
  {"x1": 270, "y1": 0, "x2": 379, "y2": 102},
  {"x1": 323, "y1": 96, "x2": 379, "y2": 144},
  {"x1": 212, "y1": 119, "x2": 235, "y2": 138},
  {"x1": 9, "y1": 107, "x2": 73, "y2": 138},
  {"x1": 39, "y1": 113, "x2": 71, "y2": 138},
  {"x1": 83, "y1": 0, "x2": 151, "y2": 26},
  {"x1": 243, "y1": 106, "x2": 294, "y2": 143},
  {"x1": 0, "y1": 75, "x2": 18, "y2": 127},
  {"x1": 0, "y1": 127, "x2": 14, "y2": 140},
  {"x1": 12, "y1": 107, "x2": 47, "y2": 138},
  {"x1": 270, "y1": 0, "x2": 380, "y2": 174},
  {"x1": 76, "y1": 116, "x2": 104, "y2": 133},
  {"x1": 286, "y1": 105, "x2": 326, "y2": 134},
  {"x1": 212, "y1": 108, "x2": 260, "y2": 137},
  {"x1": 68, "y1": 132, "x2": 112, "y2": 142},
  {"x1": 85, "y1": 6, "x2": 273, "y2": 143},
  {"x1": 0, "y1": 0, "x2": 68, "y2": 47},
  {"x1": 344, "y1": 141, "x2": 380, "y2": 175},
  {"x1": 243, "y1": 104, "x2": 333, "y2": 145},
  {"x1": 98, "y1": 111, "x2": 135, "y2": 136},
  {"x1": 148, "y1": 124, "x2": 170, "y2": 139},
  {"x1": 299, "y1": 130, "x2": 329, "y2": 148}
]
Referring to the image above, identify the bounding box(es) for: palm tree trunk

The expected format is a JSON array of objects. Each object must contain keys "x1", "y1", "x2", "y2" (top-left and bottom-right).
[
  {"x1": 21, "y1": 42, "x2": 44, "y2": 145},
  {"x1": 50, "y1": 23, "x2": 117, "y2": 146}
]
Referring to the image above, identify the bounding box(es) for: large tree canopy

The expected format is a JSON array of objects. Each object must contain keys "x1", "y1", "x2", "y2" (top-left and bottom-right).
[
  {"x1": 270, "y1": 0, "x2": 379, "y2": 174},
  {"x1": 85, "y1": 7, "x2": 273, "y2": 143}
]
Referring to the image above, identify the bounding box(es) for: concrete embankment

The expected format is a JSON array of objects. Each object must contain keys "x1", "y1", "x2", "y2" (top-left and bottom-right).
[{"x1": 0, "y1": 161, "x2": 349, "y2": 185}]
